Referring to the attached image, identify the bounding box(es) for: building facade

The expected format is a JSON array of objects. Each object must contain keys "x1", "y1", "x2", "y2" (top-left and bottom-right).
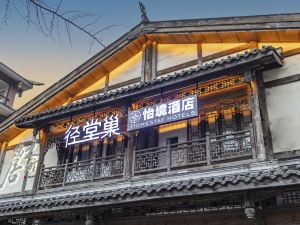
[{"x1": 0, "y1": 13, "x2": 300, "y2": 225}]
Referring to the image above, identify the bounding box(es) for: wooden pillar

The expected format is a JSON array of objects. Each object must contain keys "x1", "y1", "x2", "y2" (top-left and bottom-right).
[
  {"x1": 0, "y1": 142, "x2": 8, "y2": 175},
  {"x1": 197, "y1": 43, "x2": 203, "y2": 66},
  {"x1": 104, "y1": 73, "x2": 109, "y2": 92},
  {"x1": 256, "y1": 73, "x2": 274, "y2": 160},
  {"x1": 86, "y1": 210, "x2": 97, "y2": 225},
  {"x1": 244, "y1": 191, "x2": 265, "y2": 225},
  {"x1": 125, "y1": 104, "x2": 136, "y2": 178},
  {"x1": 141, "y1": 40, "x2": 153, "y2": 82},
  {"x1": 125, "y1": 131, "x2": 135, "y2": 178},
  {"x1": 151, "y1": 41, "x2": 158, "y2": 80},
  {"x1": 32, "y1": 128, "x2": 47, "y2": 193},
  {"x1": 244, "y1": 191, "x2": 256, "y2": 223},
  {"x1": 245, "y1": 69, "x2": 266, "y2": 161},
  {"x1": 249, "y1": 41, "x2": 258, "y2": 49},
  {"x1": 141, "y1": 43, "x2": 147, "y2": 83}
]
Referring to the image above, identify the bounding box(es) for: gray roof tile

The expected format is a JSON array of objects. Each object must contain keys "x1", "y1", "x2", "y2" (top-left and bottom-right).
[
  {"x1": 0, "y1": 165, "x2": 299, "y2": 215},
  {"x1": 15, "y1": 46, "x2": 280, "y2": 125}
]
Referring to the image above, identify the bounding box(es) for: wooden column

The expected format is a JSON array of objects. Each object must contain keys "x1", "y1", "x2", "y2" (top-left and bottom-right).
[
  {"x1": 104, "y1": 73, "x2": 109, "y2": 92},
  {"x1": 141, "y1": 40, "x2": 153, "y2": 82},
  {"x1": 125, "y1": 104, "x2": 135, "y2": 178},
  {"x1": 125, "y1": 131, "x2": 135, "y2": 178},
  {"x1": 151, "y1": 41, "x2": 158, "y2": 80},
  {"x1": 141, "y1": 43, "x2": 147, "y2": 83},
  {"x1": 86, "y1": 209, "x2": 97, "y2": 225},
  {"x1": 0, "y1": 142, "x2": 8, "y2": 175},
  {"x1": 32, "y1": 128, "x2": 47, "y2": 193},
  {"x1": 249, "y1": 41, "x2": 258, "y2": 49},
  {"x1": 197, "y1": 43, "x2": 203, "y2": 66},
  {"x1": 256, "y1": 73, "x2": 274, "y2": 160},
  {"x1": 244, "y1": 191, "x2": 265, "y2": 225},
  {"x1": 245, "y1": 69, "x2": 266, "y2": 161}
]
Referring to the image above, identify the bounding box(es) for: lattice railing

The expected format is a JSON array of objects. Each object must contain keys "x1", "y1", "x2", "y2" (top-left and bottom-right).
[
  {"x1": 210, "y1": 130, "x2": 252, "y2": 162},
  {"x1": 39, "y1": 154, "x2": 125, "y2": 189},
  {"x1": 133, "y1": 130, "x2": 252, "y2": 175},
  {"x1": 39, "y1": 131, "x2": 253, "y2": 188}
]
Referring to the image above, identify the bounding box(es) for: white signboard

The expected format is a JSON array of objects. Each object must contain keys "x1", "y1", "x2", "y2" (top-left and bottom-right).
[
  {"x1": 64, "y1": 115, "x2": 120, "y2": 147},
  {"x1": 127, "y1": 95, "x2": 198, "y2": 131}
]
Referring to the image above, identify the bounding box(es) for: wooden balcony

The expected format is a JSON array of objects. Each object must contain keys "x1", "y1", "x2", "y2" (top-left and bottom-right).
[{"x1": 38, "y1": 130, "x2": 253, "y2": 189}]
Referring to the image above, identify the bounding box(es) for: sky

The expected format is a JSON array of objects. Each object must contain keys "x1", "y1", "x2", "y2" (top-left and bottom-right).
[{"x1": 1, "y1": 0, "x2": 300, "y2": 108}]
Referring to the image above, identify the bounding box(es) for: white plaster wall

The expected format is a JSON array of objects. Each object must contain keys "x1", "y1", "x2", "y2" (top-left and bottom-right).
[
  {"x1": 263, "y1": 54, "x2": 300, "y2": 82},
  {"x1": 157, "y1": 44, "x2": 197, "y2": 71},
  {"x1": 0, "y1": 150, "x2": 14, "y2": 185},
  {"x1": 109, "y1": 52, "x2": 142, "y2": 86},
  {"x1": 158, "y1": 121, "x2": 187, "y2": 147},
  {"x1": 265, "y1": 80, "x2": 300, "y2": 153},
  {"x1": 44, "y1": 144, "x2": 58, "y2": 168},
  {"x1": 0, "y1": 144, "x2": 39, "y2": 195}
]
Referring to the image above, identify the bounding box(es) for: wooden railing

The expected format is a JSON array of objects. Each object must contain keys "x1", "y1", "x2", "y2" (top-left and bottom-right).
[
  {"x1": 133, "y1": 130, "x2": 252, "y2": 175},
  {"x1": 39, "y1": 154, "x2": 125, "y2": 189},
  {"x1": 39, "y1": 130, "x2": 252, "y2": 189}
]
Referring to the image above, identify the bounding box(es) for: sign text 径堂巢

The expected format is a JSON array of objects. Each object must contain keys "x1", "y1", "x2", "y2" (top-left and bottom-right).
[
  {"x1": 127, "y1": 95, "x2": 198, "y2": 131},
  {"x1": 64, "y1": 115, "x2": 120, "y2": 147}
]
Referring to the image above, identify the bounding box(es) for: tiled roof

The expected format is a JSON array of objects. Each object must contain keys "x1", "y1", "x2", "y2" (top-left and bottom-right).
[
  {"x1": 0, "y1": 165, "x2": 299, "y2": 215},
  {"x1": 15, "y1": 46, "x2": 281, "y2": 125}
]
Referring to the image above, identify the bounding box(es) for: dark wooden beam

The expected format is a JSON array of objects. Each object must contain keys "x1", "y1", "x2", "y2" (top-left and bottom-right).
[
  {"x1": 107, "y1": 77, "x2": 141, "y2": 91},
  {"x1": 197, "y1": 43, "x2": 203, "y2": 66},
  {"x1": 151, "y1": 41, "x2": 158, "y2": 80},
  {"x1": 201, "y1": 43, "x2": 250, "y2": 62},
  {"x1": 157, "y1": 43, "x2": 250, "y2": 76},
  {"x1": 0, "y1": 142, "x2": 8, "y2": 178},
  {"x1": 283, "y1": 47, "x2": 300, "y2": 57},
  {"x1": 256, "y1": 72, "x2": 274, "y2": 160},
  {"x1": 157, "y1": 59, "x2": 199, "y2": 76},
  {"x1": 32, "y1": 128, "x2": 48, "y2": 193},
  {"x1": 71, "y1": 77, "x2": 141, "y2": 103},
  {"x1": 264, "y1": 73, "x2": 300, "y2": 88},
  {"x1": 104, "y1": 73, "x2": 109, "y2": 91}
]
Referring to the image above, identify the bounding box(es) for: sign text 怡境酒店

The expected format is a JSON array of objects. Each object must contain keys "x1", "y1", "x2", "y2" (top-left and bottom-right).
[{"x1": 127, "y1": 95, "x2": 198, "y2": 131}]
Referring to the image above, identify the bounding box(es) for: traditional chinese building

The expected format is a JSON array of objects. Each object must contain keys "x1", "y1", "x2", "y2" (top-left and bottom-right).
[{"x1": 0, "y1": 10, "x2": 300, "y2": 225}]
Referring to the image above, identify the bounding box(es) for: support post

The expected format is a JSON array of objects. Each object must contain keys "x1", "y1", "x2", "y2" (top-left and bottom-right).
[
  {"x1": 249, "y1": 41, "x2": 258, "y2": 49},
  {"x1": 141, "y1": 40, "x2": 153, "y2": 82},
  {"x1": 0, "y1": 142, "x2": 8, "y2": 176},
  {"x1": 197, "y1": 43, "x2": 203, "y2": 66},
  {"x1": 141, "y1": 43, "x2": 147, "y2": 83},
  {"x1": 125, "y1": 131, "x2": 135, "y2": 178},
  {"x1": 244, "y1": 191, "x2": 265, "y2": 225},
  {"x1": 205, "y1": 132, "x2": 211, "y2": 166},
  {"x1": 166, "y1": 139, "x2": 171, "y2": 171},
  {"x1": 91, "y1": 156, "x2": 96, "y2": 182},
  {"x1": 244, "y1": 191, "x2": 256, "y2": 221},
  {"x1": 86, "y1": 209, "x2": 97, "y2": 225},
  {"x1": 104, "y1": 73, "x2": 109, "y2": 92},
  {"x1": 32, "y1": 128, "x2": 47, "y2": 193},
  {"x1": 62, "y1": 158, "x2": 69, "y2": 186},
  {"x1": 151, "y1": 41, "x2": 157, "y2": 80},
  {"x1": 245, "y1": 69, "x2": 266, "y2": 161},
  {"x1": 256, "y1": 73, "x2": 274, "y2": 160}
]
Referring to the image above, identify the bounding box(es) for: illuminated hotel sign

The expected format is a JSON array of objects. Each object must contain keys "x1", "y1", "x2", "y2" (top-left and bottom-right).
[
  {"x1": 127, "y1": 95, "x2": 198, "y2": 131},
  {"x1": 64, "y1": 115, "x2": 120, "y2": 147}
]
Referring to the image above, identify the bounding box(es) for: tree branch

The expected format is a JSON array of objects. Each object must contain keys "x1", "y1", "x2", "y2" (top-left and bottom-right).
[{"x1": 27, "y1": 0, "x2": 106, "y2": 47}]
